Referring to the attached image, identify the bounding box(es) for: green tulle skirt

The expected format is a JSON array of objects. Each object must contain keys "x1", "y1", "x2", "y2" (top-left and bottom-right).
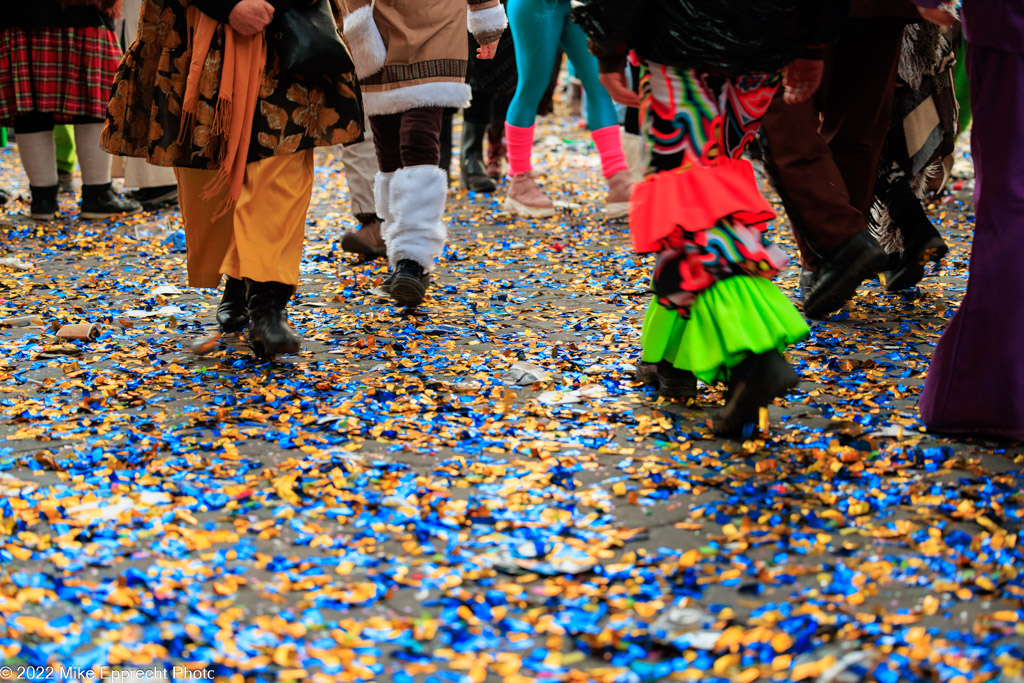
[{"x1": 641, "y1": 275, "x2": 809, "y2": 384}]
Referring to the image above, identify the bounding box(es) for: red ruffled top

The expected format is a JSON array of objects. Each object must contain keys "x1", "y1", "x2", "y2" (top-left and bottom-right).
[{"x1": 629, "y1": 158, "x2": 775, "y2": 254}]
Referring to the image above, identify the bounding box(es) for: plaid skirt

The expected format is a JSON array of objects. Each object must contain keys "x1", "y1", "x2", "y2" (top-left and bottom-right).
[{"x1": 0, "y1": 26, "x2": 121, "y2": 126}]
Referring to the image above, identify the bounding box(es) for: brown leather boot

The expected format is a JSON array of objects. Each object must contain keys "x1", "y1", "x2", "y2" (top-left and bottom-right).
[
  {"x1": 486, "y1": 125, "x2": 505, "y2": 180},
  {"x1": 340, "y1": 214, "x2": 387, "y2": 260}
]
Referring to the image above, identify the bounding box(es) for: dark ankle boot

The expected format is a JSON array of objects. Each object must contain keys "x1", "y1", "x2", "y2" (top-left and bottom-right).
[
  {"x1": 29, "y1": 185, "x2": 59, "y2": 220},
  {"x1": 460, "y1": 121, "x2": 497, "y2": 193},
  {"x1": 389, "y1": 259, "x2": 430, "y2": 309},
  {"x1": 340, "y1": 213, "x2": 387, "y2": 259},
  {"x1": 245, "y1": 279, "x2": 301, "y2": 359},
  {"x1": 486, "y1": 125, "x2": 505, "y2": 180},
  {"x1": 880, "y1": 177, "x2": 949, "y2": 292},
  {"x1": 217, "y1": 276, "x2": 249, "y2": 333},
  {"x1": 80, "y1": 183, "x2": 142, "y2": 220},
  {"x1": 715, "y1": 350, "x2": 799, "y2": 438},
  {"x1": 656, "y1": 361, "x2": 698, "y2": 399}
]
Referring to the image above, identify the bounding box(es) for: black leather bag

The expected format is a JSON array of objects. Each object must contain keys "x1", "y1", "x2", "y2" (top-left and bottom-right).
[{"x1": 272, "y1": 0, "x2": 354, "y2": 76}]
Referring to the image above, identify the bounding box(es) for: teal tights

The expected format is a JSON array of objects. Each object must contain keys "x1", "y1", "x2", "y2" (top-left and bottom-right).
[{"x1": 505, "y1": 0, "x2": 619, "y2": 130}]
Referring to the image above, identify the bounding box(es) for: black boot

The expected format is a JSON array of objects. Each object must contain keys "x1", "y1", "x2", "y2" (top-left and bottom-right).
[
  {"x1": 637, "y1": 362, "x2": 658, "y2": 387},
  {"x1": 217, "y1": 276, "x2": 249, "y2": 334},
  {"x1": 389, "y1": 259, "x2": 430, "y2": 309},
  {"x1": 80, "y1": 183, "x2": 142, "y2": 220},
  {"x1": 656, "y1": 361, "x2": 698, "y2": 399},
  {"x1": 880, "y1": 177, "x2": 949, "y2": 292},
  {"x1": 29, "y1": 185, "x2": 59, "y2": 220},
  {"x1": 439, "y1": 109, "x2": 455, "y2": 186},
  {"x1": 245, "y1": 279, "x2": 301, "y2": 359},
  {"x1": 715, "y1": 350, "x2": 800, "y2": 438},
  {"x1": 460, "y1": 121, "x2": 497, "y2": 193},
  {"x1": 802, "y1": 230, "x2": 888, "y2": 320},
  {"x1": 486, "y1": 124, "x2": 505, "y2": 180}
]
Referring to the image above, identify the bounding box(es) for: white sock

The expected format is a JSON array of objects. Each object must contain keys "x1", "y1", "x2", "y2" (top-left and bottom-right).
[
  {"x1": 16, "y1": 131, "x2": 59, "y2": 187},
  {"x1": 73, "y1": 123, "x2": 112, "y2": 186}
]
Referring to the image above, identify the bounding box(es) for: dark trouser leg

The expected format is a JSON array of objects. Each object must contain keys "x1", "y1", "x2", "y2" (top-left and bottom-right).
[
  {"x1": 370, "y1": 113, "x2": 405, "y2": 173},
  {"x1": 821, "y1": 17, "x2": 906, "y2": 216},
  {"x1": 760, "y1": 93, "x2": 866, "y2": 270},
  {"x1": 398, "y1": 107, "x2": 444, "y2": 168},
  {"x1": 438, "y1": 108, "x2": 455, "y2": 180}
]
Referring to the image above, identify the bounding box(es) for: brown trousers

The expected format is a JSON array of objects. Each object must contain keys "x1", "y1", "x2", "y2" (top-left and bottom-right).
[
  {"x1": 175, "y1": 149, "x2": 314, "y2": 288},
  {"x1": 760, "y1": 17, "x2": 908, "y2": 270}
]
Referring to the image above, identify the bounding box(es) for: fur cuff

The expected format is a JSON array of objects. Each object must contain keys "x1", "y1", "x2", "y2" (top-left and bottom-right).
[
  {"x1": 468, "y1": 4, "x2": 507, "y2": 44},
  {"x1": 343, "y1": 6, "x2": 387, "y2": 80},
  {"x1": 363, "y1": 82, "x2": 472, "y2": 117}
]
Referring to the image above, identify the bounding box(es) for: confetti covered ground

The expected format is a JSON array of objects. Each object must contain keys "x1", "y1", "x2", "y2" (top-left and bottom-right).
[{"x1": 0, "y1": 110, "x2": 1022, "y2": 683}]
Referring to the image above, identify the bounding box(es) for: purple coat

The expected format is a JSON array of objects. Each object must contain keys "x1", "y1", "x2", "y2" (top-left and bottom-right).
[
  {"x1": 962, "y1": 0, "x2": 1024, "y2": 53},
  {"x1": 917, "y1": 0, "x2": 1024, "y2": 439}
]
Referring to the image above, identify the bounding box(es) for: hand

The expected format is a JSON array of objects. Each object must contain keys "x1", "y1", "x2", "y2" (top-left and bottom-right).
[
  {"x1": 917, "y1": 6, "x2": 956, "y2": 27},
  {"x1": 228, "y1": 0, "x2": 275, "y2": 36},
  {"x1": 476, "y1": 40, "x2": 499, "y2": 60},
  {"x1": 783, "y1": 58, "x2": 824, "y2": 104},
  {"x1": 599, "y1": 71, "x2": 640, "y2": 108}
]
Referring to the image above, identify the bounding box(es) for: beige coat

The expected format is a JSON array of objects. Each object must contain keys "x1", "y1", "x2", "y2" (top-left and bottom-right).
[{"x1": 342, "y1": 0, "x2": 506, "y2": 115}]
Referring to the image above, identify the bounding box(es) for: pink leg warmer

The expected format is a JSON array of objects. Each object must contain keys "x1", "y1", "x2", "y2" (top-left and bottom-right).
[
  {"x1": 505, "y1": 122, "x2": 535, "y2": 177},
  {"x1": 591, "y1": 125, "x2": 629, "y2": 178}
]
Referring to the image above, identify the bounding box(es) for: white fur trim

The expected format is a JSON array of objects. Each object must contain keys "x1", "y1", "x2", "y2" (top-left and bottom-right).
[
  {"x1": 467, "y1": 5, "x2": 507, "y2": 39},
  {"x1": 343, "y1": 6, "x2": 386, "y2": 79},
  {"x1": 374, "y1": 172, "x2": 396, "y2": 251},
  {"x1": 387, "y1": 165, "x2": 448, "y2": 272},
  {"x1": 363, "y1": 82, "x2": 472, "y2": 117}
]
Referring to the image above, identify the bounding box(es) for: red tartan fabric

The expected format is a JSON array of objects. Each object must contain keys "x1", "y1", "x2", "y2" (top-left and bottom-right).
[{"x1": 0, "y1": 26, "x2": 121, "y2": 125}]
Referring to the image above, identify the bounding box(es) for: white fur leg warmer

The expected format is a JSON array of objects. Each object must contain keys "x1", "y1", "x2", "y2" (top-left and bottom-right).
[{"x1": 387, "y1": 165, "x2": 448, "y2": 272}]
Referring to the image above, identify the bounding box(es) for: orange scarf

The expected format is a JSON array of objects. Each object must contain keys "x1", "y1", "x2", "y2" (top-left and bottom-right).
[{"x1": 178, "y1": 6, "x2": 267, "y2": 218}]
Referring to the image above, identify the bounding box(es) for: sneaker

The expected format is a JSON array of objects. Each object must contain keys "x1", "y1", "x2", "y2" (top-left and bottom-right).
[
  {"x1": 341, "y1": 214, "x2": 387, "y2": 260},
  {"x1": 29, "y1": 185, "x2": 59, "y2": 221},
  {"x1": 505, "y1": 172, "x2": 556, "y2": 218},
  {"x1": 389, "y1": 259, "x2": 430, "y2": 309},
  {"x1": 80, "y1": 183, "x2": 142, "y2": 220},
  {"x1": 127, "y1": 185, "x2": 179, "y2": 210},
  {"x1": 604, "y1": 169, "x2": 633, "y2": 218}
]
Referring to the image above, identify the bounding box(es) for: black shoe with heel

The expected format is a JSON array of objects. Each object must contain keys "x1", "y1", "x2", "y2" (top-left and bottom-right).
[
  {"x1": 879, "y1": 178, "x2": 948, "y2": 292},
  {"x1": 217, "y1": 276, "x2": 249, "y2": 334},
  {"x1": 803, "y1": 230, "x2": 887, "y2": 320},
  {"x1": 715, "y1": 350, "x2": 799, "y2": 438},
  {"x1": 245, "y1": 279, "x2": 301, "y2": 359}
]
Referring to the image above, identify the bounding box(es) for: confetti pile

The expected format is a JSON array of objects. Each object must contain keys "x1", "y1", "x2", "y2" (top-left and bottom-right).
[{"x1": 0, "y1": 113, "x2": 1021, "y2": 683}]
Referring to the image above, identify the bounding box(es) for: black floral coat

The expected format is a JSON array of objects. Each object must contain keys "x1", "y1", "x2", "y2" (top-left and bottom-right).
[{"x1": 101, "y1": 0, "x2": 364, "y2": 169}]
